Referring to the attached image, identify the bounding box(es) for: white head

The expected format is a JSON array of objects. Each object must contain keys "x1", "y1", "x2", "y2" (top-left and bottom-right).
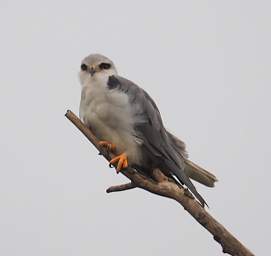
[{"x1": 79, "y1": 54, "x2": 118, "y2": 87}]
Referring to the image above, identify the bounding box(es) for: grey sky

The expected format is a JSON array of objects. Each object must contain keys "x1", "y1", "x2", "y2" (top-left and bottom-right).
[{"x1": 0, "y1": 1, "x2": 270, "y2": 255}]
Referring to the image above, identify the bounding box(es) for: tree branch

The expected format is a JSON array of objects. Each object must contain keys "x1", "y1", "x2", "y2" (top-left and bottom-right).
[
  {"x1": 106, "y1": 182, "x2": 137, "y2": 193},
  {"x1": 65, "y1": 110, "x2": 254, "y2": 256}
]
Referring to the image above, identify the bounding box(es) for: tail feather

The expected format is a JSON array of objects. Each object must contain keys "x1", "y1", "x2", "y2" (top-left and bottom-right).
[
  {"x1": 166, "y1": 130, "x2": 218, "y2": 187},
  {"x1": 184, "y1": 159, "x2": 218, "y2": 187}
]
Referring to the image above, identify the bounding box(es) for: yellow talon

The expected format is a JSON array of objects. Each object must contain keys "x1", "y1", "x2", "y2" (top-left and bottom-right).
[{"x1": 109, "y1": 153, "x2": 128, "y2": 173}]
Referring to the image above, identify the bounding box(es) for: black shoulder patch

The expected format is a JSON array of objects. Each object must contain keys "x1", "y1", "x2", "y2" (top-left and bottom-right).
[{"x1": 107, "y1": 75, "x2": 120, "y2": 90}]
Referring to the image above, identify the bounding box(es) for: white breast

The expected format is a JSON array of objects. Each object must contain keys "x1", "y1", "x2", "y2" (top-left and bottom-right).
[{"x1": 79, "y1": 77, "x2": 142, "y2": 164}]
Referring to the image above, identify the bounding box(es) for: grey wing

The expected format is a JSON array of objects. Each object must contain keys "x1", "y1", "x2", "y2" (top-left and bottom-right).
[
  {"x1": 111, "y1": 76, "x2": 183, "y2": 165},
  {"x1": 110, "y1": 76, "x2": 207, "y2": 207}
]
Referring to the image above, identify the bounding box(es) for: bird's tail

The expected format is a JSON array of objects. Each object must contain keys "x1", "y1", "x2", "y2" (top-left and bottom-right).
[
  {"x1": 166, "y1": 130, "x2": 218, "y2": 187},
  {"x1": 184, "y1": 159, "x2": 218, "y2": 187}
]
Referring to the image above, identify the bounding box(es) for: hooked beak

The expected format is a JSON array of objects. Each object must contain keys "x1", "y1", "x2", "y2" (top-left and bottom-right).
[{"x1": 89, "y1": 66, "x2": 96, "y2": 76}]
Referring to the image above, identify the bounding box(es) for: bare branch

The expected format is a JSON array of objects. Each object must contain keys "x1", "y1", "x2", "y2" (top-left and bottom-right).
[
  {"x1": 106, "y1": 182, "x2": 136, "y2": 193},
  {"x1": 65, "y1": 110, "x2": 254, "y2": 256}
]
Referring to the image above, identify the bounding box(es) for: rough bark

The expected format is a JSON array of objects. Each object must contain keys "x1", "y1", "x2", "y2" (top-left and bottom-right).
[{"x1": 65, "y1": 110, "x2": 254, "y2": 256}]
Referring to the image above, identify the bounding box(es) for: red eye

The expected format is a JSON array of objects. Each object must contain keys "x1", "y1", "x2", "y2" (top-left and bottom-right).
[
  {"x1": 81, "y1": 64, "x2": 88, "y2": 71},
  {"x1": 99, "y1": 63, "x2": 111, "y2": 70}
]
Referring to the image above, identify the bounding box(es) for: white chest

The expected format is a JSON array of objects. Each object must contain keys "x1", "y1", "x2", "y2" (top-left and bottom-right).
[
  {"x1": 80, "y1": 84, "x2": 132, "y2": 132},
  {"x1": 79, "y1": 79, "x2": 142, "y2": 164}
]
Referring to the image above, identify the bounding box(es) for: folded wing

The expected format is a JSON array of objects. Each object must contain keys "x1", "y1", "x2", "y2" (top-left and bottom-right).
[{"x1": 110, "y1": 75, "x2": 208, "y2": 206}]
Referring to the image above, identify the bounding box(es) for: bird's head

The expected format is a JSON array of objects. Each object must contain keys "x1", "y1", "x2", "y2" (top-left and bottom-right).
[{"x1": 79, "y1": 54, "x2": 118, "y2": 86}]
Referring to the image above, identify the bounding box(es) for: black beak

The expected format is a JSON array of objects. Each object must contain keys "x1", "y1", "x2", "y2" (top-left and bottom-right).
[{"x1": 89, "y1": 67, "x2": 95, "y2": 76}]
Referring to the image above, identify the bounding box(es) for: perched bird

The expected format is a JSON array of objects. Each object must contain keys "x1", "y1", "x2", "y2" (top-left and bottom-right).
[{"x1": 79, "y1": 54, "x2": 217, "y2": 207}]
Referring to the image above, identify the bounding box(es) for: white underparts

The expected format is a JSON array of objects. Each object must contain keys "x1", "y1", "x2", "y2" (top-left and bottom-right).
[{"x1": 79, "y1": 73, "x2": 142, "y2": 164}]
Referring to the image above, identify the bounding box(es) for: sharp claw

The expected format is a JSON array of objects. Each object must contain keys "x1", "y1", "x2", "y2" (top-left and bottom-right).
[{"x1": 109, "y1": 153, "x2": 128, "y2": 173}]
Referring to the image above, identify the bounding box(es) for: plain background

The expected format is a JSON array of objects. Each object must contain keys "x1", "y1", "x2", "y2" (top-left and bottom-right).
[{"x1": 0, "y1": 1, "x2": 270, "y2": 255}]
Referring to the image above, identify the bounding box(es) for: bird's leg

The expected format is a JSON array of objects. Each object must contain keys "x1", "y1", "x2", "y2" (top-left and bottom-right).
[
  {"x1": 109, "y1": 153, "x2": 128, "y2": 173},
  {"x1": 99, "y1": 141, "x2": 128, "y2": 172},
  {"x1": 98, "y1": 140, "x2": 116, "y2": 153}
]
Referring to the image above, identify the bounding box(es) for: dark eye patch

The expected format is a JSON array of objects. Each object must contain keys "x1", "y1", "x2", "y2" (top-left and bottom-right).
[
  {"x1": 99, "y1": 62, "x2": 111, "y2": 70},
  {"x1": 81, "y1": 64, "x2": 88, "y2": 71}
]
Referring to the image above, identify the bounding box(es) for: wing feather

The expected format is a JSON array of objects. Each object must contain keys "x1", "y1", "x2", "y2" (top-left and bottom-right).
[{"x1": 108, "y1": 75, "x2": 207, "y2": 206}]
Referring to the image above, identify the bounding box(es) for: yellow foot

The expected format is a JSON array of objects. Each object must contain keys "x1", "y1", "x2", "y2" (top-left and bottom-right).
[
  {"x1": 98, "y1": 140, "x2": 116, "y2": 152},
  {"x1": 109, "y1": 153, "x2": 128, "y2": 173}
]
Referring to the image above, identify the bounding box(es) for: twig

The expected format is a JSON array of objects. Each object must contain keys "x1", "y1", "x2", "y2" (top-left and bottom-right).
[
  {"x1": 106, "y1": 182, "x2": 137, "y2": 193},
  {"x1": 65, "y1": 110, "x2": 254, "y2": 256}
]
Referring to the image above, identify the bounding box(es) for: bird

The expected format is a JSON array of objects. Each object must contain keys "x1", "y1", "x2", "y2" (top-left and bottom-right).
[{"x1": 79, "y1": 53, "x2": 217, "y2": 207}]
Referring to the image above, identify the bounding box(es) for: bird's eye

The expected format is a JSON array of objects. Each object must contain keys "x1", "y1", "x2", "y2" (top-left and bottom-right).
[
  {"x1": 99, "y1": 63, "x2": 111, "y2": 70},
  {"x1": 81, "y1": 64, "x2": 88, "y2": 71}
]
